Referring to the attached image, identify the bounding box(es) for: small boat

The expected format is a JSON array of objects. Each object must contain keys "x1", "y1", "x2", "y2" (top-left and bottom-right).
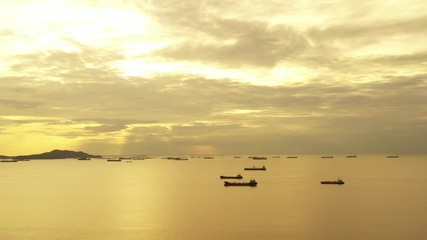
[
  {"x1": 321, "y1": 156, "x2": 334, "y2": 158},
  {"x1": 234, "y1": 156, "x2": 241, "y2": 158},
  {"x1": 251, "y1": 156, "x2": 267, "y2": 160},
  {"x1": 220, "y1": 174, "x2": 243, "y2": 179},
  {"x1": 321, "y1": 178, "x2": 345, "y2": 185},
  {"x1": 224, "y1": 179, "x2": 257, "y2": 187},
  {"x1": 203, "y1": 156, "x2": 214, "y2": 159},
  {"x1": 346, "y1": 155, "x2": 357, "y2": 158},
  {"x1": 244, "y1": 165, "x2": 266, "y2": 171},
  {"x1": 78, "y1": 157, "x2": 91, "y2": 160},
  {"x1": 387, "y1": 155, "x2": 399, "y2": 158},
  {"x1": 287, "y1": 156, "x2": 298, "y2": 159}
]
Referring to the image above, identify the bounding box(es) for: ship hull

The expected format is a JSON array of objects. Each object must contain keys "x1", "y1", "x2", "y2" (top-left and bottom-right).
[
  {"x1": 320, "y1": 181, "x2": 344, "y2": 185},
  {"x1": 220, "y1": 176, "x2": 243, "y2": 179},
  {"x1": 224, "y1": 182, "x2": 257, "y2": 186}
]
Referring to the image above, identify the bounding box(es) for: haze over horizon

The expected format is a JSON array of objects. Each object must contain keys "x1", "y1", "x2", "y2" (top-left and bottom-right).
[{"x1": 1, "y1": 0, "x2": 426, "y2": 156}]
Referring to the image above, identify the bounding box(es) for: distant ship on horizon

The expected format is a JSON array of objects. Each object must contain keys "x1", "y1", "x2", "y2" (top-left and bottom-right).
[
  {"x1": 107, "y1": 158, "x2": 122, "y2": 162},
  {"x1": 0, "y1": 159, "x2": 18, "y2": 163}
]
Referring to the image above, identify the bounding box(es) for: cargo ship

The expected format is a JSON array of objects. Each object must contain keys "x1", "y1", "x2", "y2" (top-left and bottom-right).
[
  {"x1": 244, "y1": 165, "x2": 266, "y2": 171},
  {"x1": 321, "y1": 178, "x2": 345, "y2": 185},
  {"x1": 224, "y1": 179, "x2": 257, "y2": 186},
  {"x1": 107, "y1": 158, "x2": 122, "y2": 162},
  {"x1": 220, "y1": 174, "x2": 243, "y2": 179}
]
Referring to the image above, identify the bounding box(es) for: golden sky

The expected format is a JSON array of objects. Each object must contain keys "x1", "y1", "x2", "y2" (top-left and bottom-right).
[{"x1": 1, "y1": 0, "x2": 426, "y2": 155}]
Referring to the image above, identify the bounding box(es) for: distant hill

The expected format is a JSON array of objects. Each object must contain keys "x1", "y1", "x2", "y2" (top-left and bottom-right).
[{"x1": 9, "y1": 149, "x2": 102, "y2": 160}]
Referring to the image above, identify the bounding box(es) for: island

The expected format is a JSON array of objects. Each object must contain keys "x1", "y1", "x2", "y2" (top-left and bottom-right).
[{"x1": 0, "y1": 149, "x2": 102, "y2": 160}]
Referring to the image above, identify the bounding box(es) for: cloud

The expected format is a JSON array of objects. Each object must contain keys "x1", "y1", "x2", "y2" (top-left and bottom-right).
[
  {"x1": 10, "y1": 43, "x2": 123, "y2": 83},
  {"x1": 3, "y1": 50, "x2": 426, "y2": 125},
  {"x1": 156, "y1": 20, "x2": 309, "y2": 67},
  {"x1": 308, "y1": 15, "x2": 427, "y2": 42},
  {"x1": 131, "y1": 0, "x2": 310, "y2": 67},
  {"x1": 2, "y1": 70, "x2": 427, "y2": 154},
  {"x1": 84, "y1": 124, "x2": 128, "y2": 133},
  {"x1": 81, "y1": 74, "x2": 425, "y2": 154},
  {"x1": 368, "y1": 51, "x2": 427, "y2": 67},
  {"x1": 0, "y1": 98, "x2": 40, "y2": 109}
]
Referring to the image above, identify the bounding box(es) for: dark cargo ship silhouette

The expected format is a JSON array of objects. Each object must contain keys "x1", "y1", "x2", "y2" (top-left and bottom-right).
[
  {"x1": 244, "y1": 165, "x2": 266, "y2": 171},
  {"x1": 224, "y1": 179, "x2": 257, "y2": 186},
  {"x1": 220, "y1": 174, "x2": 243, "y2": 179},
  {"x1": 321, "y1": 178, "x2": 345, "y2": 185},
  {"x1": 107, "y1": 158, "x2": 122, "y2": 162}
]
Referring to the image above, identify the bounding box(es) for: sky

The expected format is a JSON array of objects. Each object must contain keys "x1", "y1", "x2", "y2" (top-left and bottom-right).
[{"x1": 1, "y1": 0, "x2": 426, "y2": 156}]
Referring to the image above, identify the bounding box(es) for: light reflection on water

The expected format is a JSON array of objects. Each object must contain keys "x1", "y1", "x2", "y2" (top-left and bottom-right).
[{"x1": 1, "y1": 155, "x2": 426, "y2": 240}]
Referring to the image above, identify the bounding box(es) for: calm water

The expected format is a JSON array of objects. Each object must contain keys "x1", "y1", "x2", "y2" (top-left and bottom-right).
[{"x1": 1, "y1": 155, "x2": 426, "y2": 240}]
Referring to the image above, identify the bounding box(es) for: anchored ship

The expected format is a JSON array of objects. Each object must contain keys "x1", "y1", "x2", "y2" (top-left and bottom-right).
[
  {"x1": 107, "y1": 158, "x2": 122, "y2": 162},
  {"x1": 220, "y1": 174, "x2": 243, "y2": 179},
  {"x1": 244, "y1": 165, "x2": 266, "y2": 171},
  {"x1": 0, "y1": 159, "x2": 18, "y2": 163},
  {"x1": 321, "y1": 178, "x2": 345, "y2": 185},
  {"x1": 224, "y1": 179, "x2": 257, "y2": 186}
]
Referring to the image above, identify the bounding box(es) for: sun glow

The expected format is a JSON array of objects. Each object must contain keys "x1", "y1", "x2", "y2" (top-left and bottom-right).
[
  {"x1": 60, "y1": 8, "x2": 151, "y2": 45},
  {"x1": 189, "y1": 145, "x2": 219, "y2": 155},
  {"x1": 116, "y1": 59, "x2": 309, "y2": 86},
  {"x1": 1, "y1": 1, "x2": 152, "y2": 54},
  {"x1": 0, "y1": 123, "x2": 78, "y2": 156}
]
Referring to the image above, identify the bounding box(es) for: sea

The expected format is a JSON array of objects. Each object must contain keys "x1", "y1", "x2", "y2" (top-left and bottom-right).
[{"x1": 1, "y1": 154, "x2": 426, "y2": 240}]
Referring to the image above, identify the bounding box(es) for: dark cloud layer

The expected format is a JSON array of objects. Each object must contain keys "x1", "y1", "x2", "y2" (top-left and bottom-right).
[
  {"x1": 309, "y1": 15, "x2": 427, "y2": 42},
  {"x1": 1, "y1": 45, "x2": 426, "y2": 154}
]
